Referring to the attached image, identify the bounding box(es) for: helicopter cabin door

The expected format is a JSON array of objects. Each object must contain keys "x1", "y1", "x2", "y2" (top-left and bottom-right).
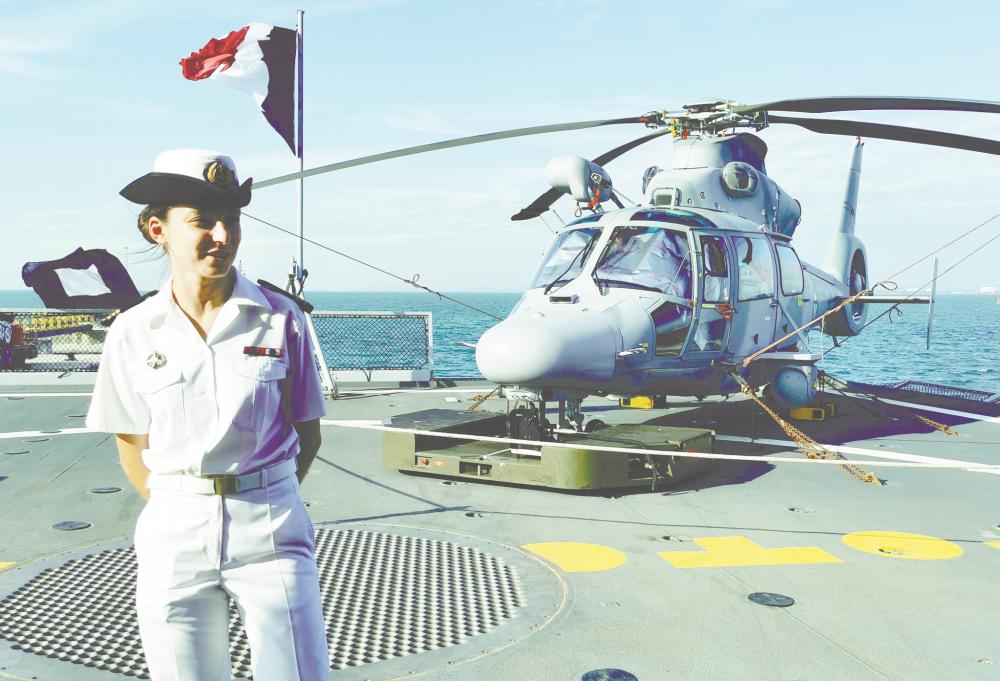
[
  {"x1": 689, "y1": 233, "x2": 732, "y2": 355},
  {"x1": 729, "y1": 234, "x2": 779, "y2": 358}
]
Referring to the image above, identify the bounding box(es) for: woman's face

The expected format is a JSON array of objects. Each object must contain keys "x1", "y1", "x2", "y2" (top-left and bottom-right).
[{"x1": 150, "y1": 205, "x2": 241, "y2": 280}]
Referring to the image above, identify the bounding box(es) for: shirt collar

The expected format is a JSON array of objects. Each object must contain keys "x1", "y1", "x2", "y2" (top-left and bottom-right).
[
  {"x1": 227, "y1": 270, "x2": 269, "y2": 310},
  {"x1": 138, "y1": 270, "x2": 267, "y2": 323}
]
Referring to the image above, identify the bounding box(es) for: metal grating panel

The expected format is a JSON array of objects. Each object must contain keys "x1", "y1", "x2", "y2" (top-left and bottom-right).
[
  {"x1": 0, "y1": 527, "x2": 526, "y2": 678},
  {"x1": 311, "y1": 313, "x2": 431, "y2": 371},
  {"x1": 890, "y1": 380, "x2": 998, "y2": 403}
]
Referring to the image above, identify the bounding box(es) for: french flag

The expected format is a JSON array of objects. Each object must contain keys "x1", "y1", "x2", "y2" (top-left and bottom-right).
[{"x1": 180, "y1": 24, "x2": 297, "y2": 155}]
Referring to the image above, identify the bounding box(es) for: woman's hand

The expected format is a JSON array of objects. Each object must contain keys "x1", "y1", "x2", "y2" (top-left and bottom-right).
[
  {"x1": 292, "y1": 419, "x2": 322, "y2": 482},
  {"x1": 115, "y1": 433, "x2": 151, "y2": 500}
]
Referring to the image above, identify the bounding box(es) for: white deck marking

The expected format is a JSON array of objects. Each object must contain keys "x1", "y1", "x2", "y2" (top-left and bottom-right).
[
  {"x1": 0, "y1": 388, "x2": 493, "y2": 398},
  {"x1": 843, "y1": 392, "x2": 1000, "y2": 425},
  {"x1": 717, "y1": 435, "x2": 1000, "y2": 475},
  {"x1": 339, "y1": 388, "x2": 493, "y2": 396},
  {"x1": 0, "y1": 392, "x2": 93, "y2": 398},
  {"x1": 0, "y1": 427, "x2": 92, "y2": 440},
  {"x1": 324, "y1": 422, "x2": 1000, "y2": 472}
]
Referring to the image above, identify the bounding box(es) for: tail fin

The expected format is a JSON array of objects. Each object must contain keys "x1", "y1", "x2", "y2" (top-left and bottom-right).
[
  {"x1": 821, "y1": 139, "x2": 869, "y2": 336},
  {"x1": 822, "y1": 139, "x2": 867, "y2": 285}
]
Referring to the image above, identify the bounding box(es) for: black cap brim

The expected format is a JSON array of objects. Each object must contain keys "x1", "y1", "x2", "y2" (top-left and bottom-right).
[{"x1": 120, "y1": 172, "x2": 252, "y2": 208}]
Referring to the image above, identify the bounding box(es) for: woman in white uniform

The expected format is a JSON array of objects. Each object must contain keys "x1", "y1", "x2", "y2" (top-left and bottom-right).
[{"x1": 86, "y1": 149, "x2": 330, "y2": 680}]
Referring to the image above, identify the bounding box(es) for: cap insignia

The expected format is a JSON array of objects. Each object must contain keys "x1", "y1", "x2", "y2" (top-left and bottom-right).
[
  {"x1": 146, "y1": 352, "x2": 167, "y2": 369},
  {"x1": 204, "y1": 161, "x2": 235, "y2": 189}
]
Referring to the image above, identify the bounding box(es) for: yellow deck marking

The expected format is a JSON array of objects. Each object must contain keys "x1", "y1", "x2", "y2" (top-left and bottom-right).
[
  {"x1": 842, "y1": 531, "x2": 963, "y2": 560},
  {"x1": 985, "y1": 541, "x2": 1000, "y2": 551},
  {"x1": 522, "y1": 542, "x2": 627, "y2": 573},
  {"x1": 658, "y1": 536, "x2": 842, "y2": 568},
  {"x1": 0, "y1": 562, "x2": 13, "y2": 571}
]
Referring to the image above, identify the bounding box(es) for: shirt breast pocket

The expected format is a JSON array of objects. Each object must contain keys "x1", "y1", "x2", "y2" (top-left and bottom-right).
[
  {"x1": 235, "y1": 356, "x2": 288, "y2": 432},
  {"x1": 133, "y1": 365, "x2": 186, "y2": 433}
]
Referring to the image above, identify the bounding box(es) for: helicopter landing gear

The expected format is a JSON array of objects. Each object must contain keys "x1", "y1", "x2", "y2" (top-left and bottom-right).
[
  {"x1": 507, "y1": 404, "x2": 552, "y2": 442},
  {"x1": 558, "y1": 398, "x2": 586, "y2": 431}
]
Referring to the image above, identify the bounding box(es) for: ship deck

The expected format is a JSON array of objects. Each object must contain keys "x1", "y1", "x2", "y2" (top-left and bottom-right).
[{"x1": 0, "y1": 377, "x2": 998, "y2": 681}]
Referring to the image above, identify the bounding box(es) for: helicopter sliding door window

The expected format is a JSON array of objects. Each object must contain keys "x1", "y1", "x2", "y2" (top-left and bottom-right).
[
  {"x1": 775, "y1": 244, "x2": 804, "y2": 296},
  {"x1": 651, "y1": 302, "x2": 693, "y2": 356},
  {"x1": 688, "y1": 234, "x2": 732, "y2": 353},
  {"x1": 699, "y1": 235, "x2": 730, "y2": 303},
  {"x1": 528, "y1": 227, "x2": 601, "y2": 292},
  {"x1": 593, "y1": 227, "x2": 692, "y2": 298},
  {"x1": 734, "y1": 235, "x2": 775, "y2": 301}
]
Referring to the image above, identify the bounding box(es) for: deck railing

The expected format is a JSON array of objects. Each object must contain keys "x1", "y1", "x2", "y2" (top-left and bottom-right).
[{"x1": 0, "y1": 309, "x2": 433, "y2": 383}]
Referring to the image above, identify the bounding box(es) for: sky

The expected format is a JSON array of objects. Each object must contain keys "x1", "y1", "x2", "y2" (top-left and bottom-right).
[{"x1": 3, "y1": 0, "x2": 999, "y2": 294}]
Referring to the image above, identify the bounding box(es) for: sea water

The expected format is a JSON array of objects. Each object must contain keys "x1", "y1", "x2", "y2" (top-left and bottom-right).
[{"x1": 2, "y1": 291, "x2": 997, "y2": 393}]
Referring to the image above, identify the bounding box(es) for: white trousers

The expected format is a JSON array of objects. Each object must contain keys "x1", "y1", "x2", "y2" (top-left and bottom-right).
[{"x1": 134, "y1": 474, "x2": 329, "y2": 681}]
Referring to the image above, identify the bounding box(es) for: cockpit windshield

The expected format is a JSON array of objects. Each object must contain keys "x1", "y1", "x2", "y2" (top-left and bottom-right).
[
  {"x1": 594, "y1": 226, "x2": 692, "y2": 298},
  {"x1": 529, "y1": 227, "x2": 601, "y2": 291}
]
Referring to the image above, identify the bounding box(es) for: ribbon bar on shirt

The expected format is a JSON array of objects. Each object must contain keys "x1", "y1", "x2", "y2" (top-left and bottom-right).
[{"x1": 243, "y1": 346, "x2": 285, "y2": 358}]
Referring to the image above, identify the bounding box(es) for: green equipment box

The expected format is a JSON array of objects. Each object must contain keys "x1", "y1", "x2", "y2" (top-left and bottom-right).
[{"x1": 382, "y1": 409, "x2": 715, "y2": 491}]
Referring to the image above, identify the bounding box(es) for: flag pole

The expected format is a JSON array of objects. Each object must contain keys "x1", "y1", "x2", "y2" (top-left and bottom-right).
[
  {"x1": 296, "y1": 9, "x2": 305, "y2": 293},
  {"x1": 293, "y1": 9, "x2": 334, "y2": 396}
]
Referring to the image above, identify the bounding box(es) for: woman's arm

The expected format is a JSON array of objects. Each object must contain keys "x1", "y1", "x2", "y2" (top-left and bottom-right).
[
  {"x1": 115, "y1": 433, "x2": 151, "y2": 500},
  {"x1": 292, "y1": 419, "x2": 322, "y2": 482}
]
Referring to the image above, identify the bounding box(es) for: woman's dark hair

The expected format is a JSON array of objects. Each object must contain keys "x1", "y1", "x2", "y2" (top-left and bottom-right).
[{"x1": 137, "y1": 205, "x2": 169, "y2": 245}]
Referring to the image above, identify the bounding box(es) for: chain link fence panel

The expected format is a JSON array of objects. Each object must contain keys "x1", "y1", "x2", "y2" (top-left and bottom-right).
[
  {"x1": 0, "y1": 310, "x2": 433, "y2": 376},
  {"x1": 311, "y1": 312, "x2": 431, "y2": 371}
]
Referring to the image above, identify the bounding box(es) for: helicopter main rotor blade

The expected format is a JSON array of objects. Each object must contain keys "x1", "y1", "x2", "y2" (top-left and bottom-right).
[
  {"x1": 736, "y1": 96, "x2": 1000, "y2": 116},
  {"x1": 252, "y1": 117, "x2": 643, "y2": 189},
  {"x1": 511, "y1": 128, "x2": 672, "y2": 221},
  {"x1": 769, "y1": 115, "x2": 1000, "y2": 155}
]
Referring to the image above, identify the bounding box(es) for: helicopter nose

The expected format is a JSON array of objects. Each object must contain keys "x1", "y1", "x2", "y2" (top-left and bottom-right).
[{"x1": 475, "y1": 310, "x2": 618, "y2": 386}]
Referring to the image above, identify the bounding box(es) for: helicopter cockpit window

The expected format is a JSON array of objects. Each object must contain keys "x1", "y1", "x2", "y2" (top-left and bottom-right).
[
  {"x1": 594, "y1": 227, "x2": 692, "y2": 298},
  {"x1": 734, "y1": 235, "x2": 775, "y2": 301},
  {"x1": 700, "y1": 235, "x2": 730, "y2": 303},
  {"x1": 529, "y1": 227, "x2": 601, "y2": 292},
  {"x1": 775, "y1": 244, "x2": 804, "y2": 295}
]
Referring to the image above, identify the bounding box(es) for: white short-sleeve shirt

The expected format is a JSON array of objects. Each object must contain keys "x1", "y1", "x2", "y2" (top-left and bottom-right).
[{"x1": 86, "y1": 270, "x2": 327, "y2": 476}]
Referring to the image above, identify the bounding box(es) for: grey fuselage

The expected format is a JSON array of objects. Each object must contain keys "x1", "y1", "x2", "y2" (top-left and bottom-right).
[{"x1": 476, "y1": 206, "x2": 850, "y2": 400}]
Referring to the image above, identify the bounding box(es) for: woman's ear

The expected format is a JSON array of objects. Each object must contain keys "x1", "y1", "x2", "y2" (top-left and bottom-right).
[{"x1": 147, "y1": 215, "x2": 167, "y2": 245}]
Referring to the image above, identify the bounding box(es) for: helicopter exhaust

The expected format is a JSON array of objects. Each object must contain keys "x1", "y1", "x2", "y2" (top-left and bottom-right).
[{"x1": 821, "y1": 139, "x2": 869, "y2": 336}]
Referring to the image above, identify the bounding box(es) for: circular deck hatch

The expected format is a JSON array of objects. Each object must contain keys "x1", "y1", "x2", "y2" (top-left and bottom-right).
[{"x1": 0, "y1": 524, "x2": 565, "y2": 679}]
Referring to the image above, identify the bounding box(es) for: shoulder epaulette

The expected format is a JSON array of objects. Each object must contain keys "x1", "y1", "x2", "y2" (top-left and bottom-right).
[
  {"x1": 100, "y1": 290, "x2": 158, "y2": 327},
  {"x1": 256, "y1": 279, "x2": 314, "y2": 314}
]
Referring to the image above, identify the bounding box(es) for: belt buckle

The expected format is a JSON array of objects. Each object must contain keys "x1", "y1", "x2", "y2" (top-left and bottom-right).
[{"x1": 211, "y1": 477, "x2": 234, "y2": 495}]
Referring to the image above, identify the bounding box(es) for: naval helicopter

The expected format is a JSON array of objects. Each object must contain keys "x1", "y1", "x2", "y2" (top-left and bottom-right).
[
  {"x1": 254, "y1": 96, "x2": 1000, "y2": 435},
  {"x1": 468, "y1": 97, "x2": 1000, "y2": 432}
]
